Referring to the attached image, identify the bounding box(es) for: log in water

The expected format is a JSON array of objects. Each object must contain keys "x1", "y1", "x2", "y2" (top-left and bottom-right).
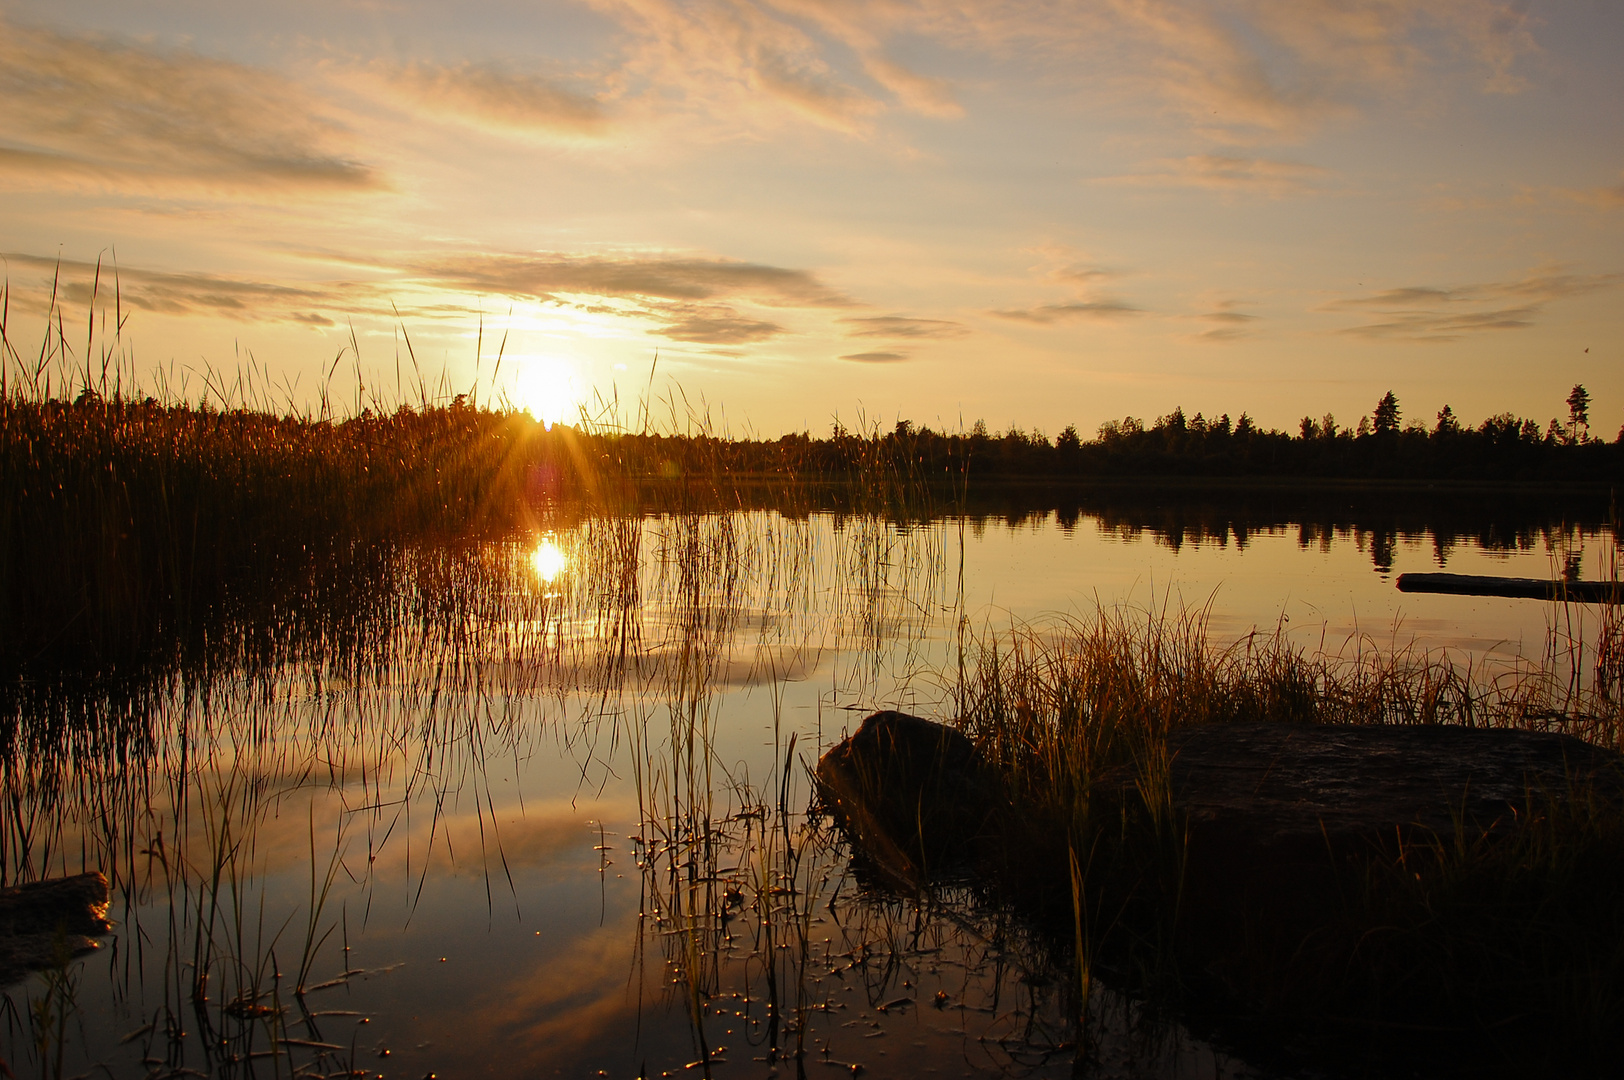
[{"x1": 1396, "y1": 572, "x2": 1622, "y2": 603}]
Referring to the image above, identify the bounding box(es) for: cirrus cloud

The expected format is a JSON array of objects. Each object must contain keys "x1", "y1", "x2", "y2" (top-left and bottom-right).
[
  {"x1": 1099, "y1": 154, "x2": 1331, "y2": 196},
  {"x1": 990, "y1": 300, "x2": 1142, "y2": 324},
  {"x1": 837, "y1": 315, "x2": 967, "y2": 339},
  {"x1": 0, "y1": 19, "x2": 379, "y2": 195},
  {"x1": 360, "y1": 60, "x2": 608, "y2": 138},
  {"x1": 1324, "y1": 270, "x2": 1620, "y2": 341}
]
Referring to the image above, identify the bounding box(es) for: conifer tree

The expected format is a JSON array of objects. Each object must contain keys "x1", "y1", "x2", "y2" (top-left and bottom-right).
[
  {"x1": 1373, "y1": 391, "x2": 1400, "y2": 434},
  {"x1": 1566, "y1": 384, "x2": 1590, "y2": 443}
]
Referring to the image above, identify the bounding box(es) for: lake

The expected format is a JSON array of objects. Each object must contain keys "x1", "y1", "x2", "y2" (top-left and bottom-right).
[{"x1": 3, "y1": 484, "x2": 1617, "y2": 1079}]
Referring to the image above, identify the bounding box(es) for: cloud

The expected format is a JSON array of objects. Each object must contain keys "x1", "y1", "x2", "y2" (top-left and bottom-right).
[
  {"x1": 364, "y1": 61, "x2": 607, "y2": 137},
  {"x1": 990, "y1": 301, "x2": 1142, "y2": 324},
  {"x1": 0, "y1": 19, "x2": 379, "y2": 194},
  {"x1": 1106, "y1": 0, "x2": 1536, "y2": 140},
  {"x1": 1194, "y1": 300, "x2": 1262, "y2": 341},
  {"x1": 1556, "y1": 173, "x2": 1624, "y2": 209},
  {"x1": 1, "y1": 252, "x2": 366, "y2": 326},
  {"x1": 753, "y1": 50, "x2": 883, "y2": 131},
  {"x1": 1102, "y1": 154, "x2": 1330, "y2": 196},
  {"x1": 1, "y1": 247, "x2": 857, "y2": 348},
  {"x1": 838, "y1": 315, "x2": 967, "y2": 339},
  {"x1": 659, "y1": 310, "x2": 784, "y2": 343},
  {"x1": 590, "y1": 0, "x2": 893, "y2": 137},
  {"x1": 594, "y1": 0, "x2": 1536, "y2": 143},
  {"x1": 400, "y1": 253, "x2": 852, "y2": 308},
  {"x1": 860, "y1": 54, "x2": 963, "y2": 118},
  {"x1": 1053, "y1": 266, "x2": 1119, "y2": 288},
  {"x1": 840, "y1": 350, "x2": 908, "y2": 363},
  {"x1": 391, "y1": 251, "x2": 855, "y2": 344},
  {"x1": 1325, "y1": 270, "x2": 1619, "y2": 341}
]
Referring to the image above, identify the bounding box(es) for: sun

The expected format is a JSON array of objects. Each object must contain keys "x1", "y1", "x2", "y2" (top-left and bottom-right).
[
  {"x1": 530, "y1": 536, "x2": 570, "y2": 584},
  {"x1": 513, "y1": 356, "x2": 581, "y2": 425}
]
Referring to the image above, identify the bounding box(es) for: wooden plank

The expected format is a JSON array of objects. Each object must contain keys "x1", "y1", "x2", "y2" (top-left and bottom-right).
[{"x1": 1396, "y1": 572, "x2": 1622, "y2": 603}]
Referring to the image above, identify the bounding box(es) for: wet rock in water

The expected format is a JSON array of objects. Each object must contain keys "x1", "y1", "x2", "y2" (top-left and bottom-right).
[
  {"x1": 0, "y1": 872, "x2": 113, "y2": 985},
  {"x1": 815, "y1": 711, "x2": 994, "y2": 891}
]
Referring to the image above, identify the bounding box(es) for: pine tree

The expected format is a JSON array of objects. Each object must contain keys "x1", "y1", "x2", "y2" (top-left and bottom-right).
[
  {"x1": 1566, "y1": 384, "x2": 1591, "y2": 443},
  {"x1": 1373, "y1": 391, "x2": 1400, "y2": 435}
]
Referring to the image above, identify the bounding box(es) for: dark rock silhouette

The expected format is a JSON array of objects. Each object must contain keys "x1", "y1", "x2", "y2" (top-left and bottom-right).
[
  {"x1": 814, "y1": 710, "x2": 995, "y2": 891},
  {"x1": 0, "y1": 872, "x2": 112, "y2": 985}
]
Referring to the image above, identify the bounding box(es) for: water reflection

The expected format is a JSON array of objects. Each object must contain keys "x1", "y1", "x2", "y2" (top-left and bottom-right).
[
  {"x1": 0, "y1": 492, "x2": 1615, "y2": 1078},
  {"x1": 530, "y1": 535, "x2": 570, "y2": 584}
]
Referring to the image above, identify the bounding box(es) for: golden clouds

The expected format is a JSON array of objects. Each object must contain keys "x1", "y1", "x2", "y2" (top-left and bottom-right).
[
  {"x1": 1326, "y1": 271, "x2": 1621, "y2": 342},
  {"x1": 838, "y1": 315, "x2": 967, "y2": 339},
  {"x1": 0, "y1": 252, "x2": 362, "y2": 326},
  {"x1": 401, "y1": 253, "x2": 852, "y2": 308},
  {"x1": 991, "y1": 300, "x2": 1142, "y2": 324},
  {"x1": 1101, "y1": 154, "x2": 1330, "y2": 196},
  {"x1": 0, "y1": 19, "x2": 379, "y2": 195},
  {"x1": 1, "y1": 249, "x2": 859, "y2": 348},
  {"x1": 363, "y1": 60, "x2": 609, "y2": 138},
  {"x1": 1193, "y1": 301, "x2": 1262, "y2": 342}
]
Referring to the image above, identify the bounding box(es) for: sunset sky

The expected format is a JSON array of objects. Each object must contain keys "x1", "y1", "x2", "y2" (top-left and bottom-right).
[{"x1": 2, "y1": 0, "x2": 1620, "y2": 437}]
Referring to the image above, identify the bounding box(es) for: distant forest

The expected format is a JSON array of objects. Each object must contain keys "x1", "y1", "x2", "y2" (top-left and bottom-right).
[{"x1": 599, "y1": 385, "x2": 1622, "y2": 484}]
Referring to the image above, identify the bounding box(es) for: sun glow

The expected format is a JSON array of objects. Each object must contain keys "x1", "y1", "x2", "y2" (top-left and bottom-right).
[
  {"x1": 513, "y1": 356, "x2": 582, "y2": 425},
  {"x1": 530, "y1": 536, "x2": 570, "y2": 584}
]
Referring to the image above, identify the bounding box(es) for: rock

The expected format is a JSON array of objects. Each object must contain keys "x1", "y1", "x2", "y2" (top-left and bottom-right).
[
  {"x1": 1167, "y1": 720, "x2": 1620, "y2": 856},
  {"x1": 0, "y1": 872, "x2": 113, "y2": 985},
  {"x1": 815, "y1": 711, "x2": 994, "y2": 891},
  {"x1": 819, "y1": 711, "x2": 1622, "y2": 901},
  {"x1": 1162, "y1": 722, "x2": 1621, "y2": 916},
  {"x1": 1136, "y1": 723, "x2": 1622, "y2": 1009}
]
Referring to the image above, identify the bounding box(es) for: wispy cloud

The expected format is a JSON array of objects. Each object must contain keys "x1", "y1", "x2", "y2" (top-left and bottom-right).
[
  {"x1": 994, "y1": 252, "x2": 1141, "y2": 325},
  {"x1": 1193, "y1": 300, "x2": 1262, "y2": 341},
  {"x1": 0, "y1": 19, "x2": 379, "y2": 194},
  {"x1": 1324, "y1": 270, "x2": 1619, "y2": 341},
  {"x1": 0, "y1": 252, "x2": 369, "y2": 326},
  {"x1": 1053, "y1": 265, "x2": 1119, "y2": 288},
  {"x1": 838, "y1": 315, "x2": 967, "y2": 339},
  {"x1": 398, "y1": 253, "x2": 852, "y2": 308},
  {"x1": 2, "y1": 249, "x2": 858, "y2": 347},
  {"x1": 659, "y1": 310, "x2": 784, "y2": 343},
  {"x1": 1103, "y1": 0, "x2": 1536, "y2": 140},
  {"x1": 1555, "y1": 172, "x2": 1624, "y2": 209},
  {"x1": 991, "y1": 300, "x2": 1141, "y2": 324},
  {"x1": 840, "y1": 350, "x2": 908, "y2": 363},
  {"x1": 359, "y1": 61, "x2": 608, "y2": 138},
  {"x1": 1102, "y1": 154, "x2": 1330, "y2": 196},
  {"x1": 594, "y1": 0, "x2": 1537, "y2": 143}
]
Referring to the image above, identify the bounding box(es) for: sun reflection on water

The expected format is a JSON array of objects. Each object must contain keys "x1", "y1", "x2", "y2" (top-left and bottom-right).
[{"x1": 530, "y1": 536, "x2": 570, "y2": 583}]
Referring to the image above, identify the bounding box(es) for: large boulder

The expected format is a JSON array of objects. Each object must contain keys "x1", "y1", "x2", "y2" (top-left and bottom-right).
[{"x1": 814, "y1": 710, "x2": 994, "y2": 891}]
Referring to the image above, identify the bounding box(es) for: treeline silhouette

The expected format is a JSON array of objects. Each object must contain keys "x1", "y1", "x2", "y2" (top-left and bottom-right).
[{"x1": 595, "y1": 387, "x2": 1621, "y2": 484}]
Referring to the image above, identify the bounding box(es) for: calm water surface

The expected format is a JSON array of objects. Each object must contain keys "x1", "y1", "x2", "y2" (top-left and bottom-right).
[{"x1": 6, "y1": 494, "x2": 1616, "y2": 1079}]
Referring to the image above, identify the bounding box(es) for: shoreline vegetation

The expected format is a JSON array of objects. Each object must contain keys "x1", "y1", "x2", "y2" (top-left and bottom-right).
[{"x1": 4, "y1": 389, "x2": 1617, "y2": 677}]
